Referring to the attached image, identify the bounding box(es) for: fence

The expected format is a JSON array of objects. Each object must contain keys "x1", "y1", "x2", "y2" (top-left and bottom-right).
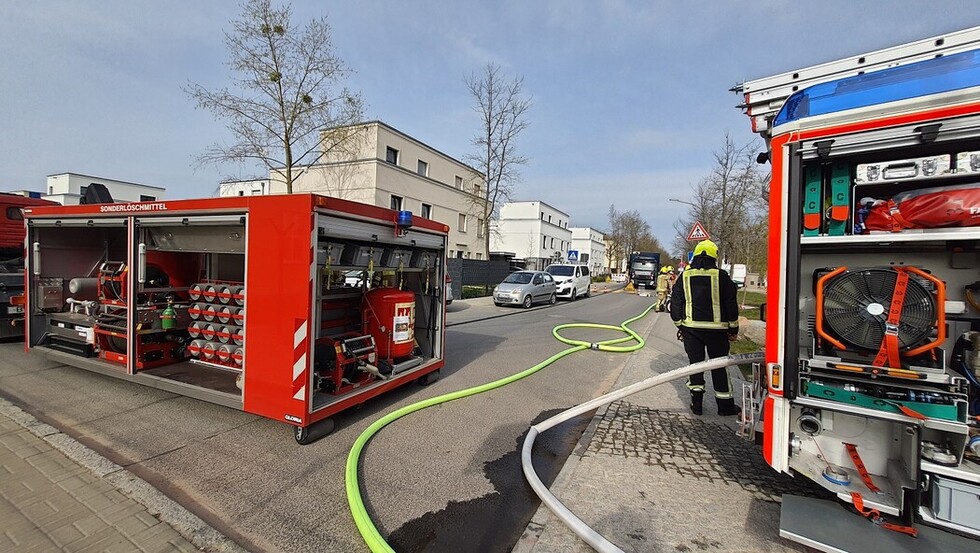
[{"x1": 447, "y1": 258, "x2": 512, "y2": 298}]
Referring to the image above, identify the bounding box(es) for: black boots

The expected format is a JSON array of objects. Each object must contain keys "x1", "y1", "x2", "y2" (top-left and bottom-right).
[
  {"x1": 717, "y1": 398, "x2": 742, "y2": 417},
  {"x1": 690, "y1": 393, "x2": 703, "y2": 416}
]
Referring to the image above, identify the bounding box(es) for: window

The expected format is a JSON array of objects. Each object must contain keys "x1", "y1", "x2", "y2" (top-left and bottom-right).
[
  {"x1": 48, "y1": 185, "x2": 53, "y2": 195},
  {"x1": 476, "y1": 253, "x2": 482, "y2": 260},
  {"x1": 542, "y1": 236, "x2": 547, "y2": 248},
  {"x1": 6, "y1": 207, "x2": 23, "y2": 220},
  {"x1": 80, "y1": 185, "x2": 89, "y2": 196},
  {"x1": 541, "y1": 212, "x2": 545, "y2": 220},
  {"x1": 421, "y1": 203, "x2": 432, "y2": 219},
  {"x1": 477, "y1": 218, "x2": 484, "y2": 238},
  {"x1": 458, "y1": 213, "x2": 467, "y2": 232},
  {"x1": 473, "y1": 182, "x2": 481, "y2": 196},
  {"x1": 386, "y1": 146, "x2": 399, "y2": 165},
  {"x1": 417, "y1": 160, "x2": 428, "y2": 176},
  {"x1": 455, "y1": 176, "x2": 463, "y2": 189},
  {"x1": 449, "y1": 249, "x2": 454, "y2": 258},
  {"x1": 238, "y1": 191, "x2": 244, "y2": 196},
  {"x1": 581, "y1": 266, "x2": 590, "y2": 277},
  {"x1": 550, "y1": 237, "x2": 555, "y2": 248},
  {"x1": 548, "y1": 215, "x2": 552, "y2": 223},
  {"x1": 140, "y1": 195, "x2": 156, "y2": 201},
  {"x1": 390, "y1": 195, "x2": 403, "y2": 211}
]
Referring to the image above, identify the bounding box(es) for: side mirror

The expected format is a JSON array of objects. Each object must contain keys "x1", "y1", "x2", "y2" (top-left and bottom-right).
[{"x1": 759, "y1": 302, "x2": 767, "y2": 323}]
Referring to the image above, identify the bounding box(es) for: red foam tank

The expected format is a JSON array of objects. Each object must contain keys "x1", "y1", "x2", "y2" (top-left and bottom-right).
[{"x1": 363, "y1": 288, "x2": 415, "y2": 360}]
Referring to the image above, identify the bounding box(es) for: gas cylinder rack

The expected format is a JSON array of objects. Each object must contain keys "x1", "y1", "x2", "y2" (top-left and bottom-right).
[{"x1": 22, "y1": 194, "x2": 450, "y2": 443}]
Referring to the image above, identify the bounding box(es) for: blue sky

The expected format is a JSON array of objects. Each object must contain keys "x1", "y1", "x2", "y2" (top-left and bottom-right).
[{"x1": 2, "y1": 1, "x2": 977, "y2": 244}]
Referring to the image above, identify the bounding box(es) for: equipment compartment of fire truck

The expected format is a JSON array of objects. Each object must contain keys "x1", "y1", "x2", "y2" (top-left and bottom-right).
[
  {"x1": 739, "y1": 28, "x2": 980, "y2": 552},
  {"x1": 22, "y1": 194, "x2": 449, "y2": 444}
]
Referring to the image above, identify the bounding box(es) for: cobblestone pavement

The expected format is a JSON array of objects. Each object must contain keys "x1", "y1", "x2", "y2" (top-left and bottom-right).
[
  {"x1": 591, "y1": 401, "x2": 833, "y2": 505},
  {"x1": 0, "y1": 398, "x2": 243, "y2": 553}
]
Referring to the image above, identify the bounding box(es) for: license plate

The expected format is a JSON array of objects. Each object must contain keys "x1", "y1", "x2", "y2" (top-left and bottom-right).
[{"x1": 7, "y1": 305, "x2": 24, "y2": 314}]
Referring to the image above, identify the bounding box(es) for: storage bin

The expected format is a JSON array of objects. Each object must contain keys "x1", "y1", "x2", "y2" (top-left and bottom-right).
[{"x1": 931, "y1": 475, "x2": 980, "y2": 531}]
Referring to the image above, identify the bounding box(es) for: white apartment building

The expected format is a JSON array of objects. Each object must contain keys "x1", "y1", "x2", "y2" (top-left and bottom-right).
[
  {"x1": 491, "y1": 201, "x2": 572, "y2": 270},
  {"x1": 570, "y1": 227, "x2": 606, "y2": 276},
  {"x1": 44, "y1": 173, "x2": 165, "y2": 205},
  {"x1": 220, "y1": 121, "x2": 487, "y2": 260}
]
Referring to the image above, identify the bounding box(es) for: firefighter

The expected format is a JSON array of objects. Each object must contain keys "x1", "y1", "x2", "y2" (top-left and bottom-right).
[
  {"x1": 655, "y1": 266, "x2": 671, "y2": 312},
  {"x1": 670, "y1": 240, "x2": 741, "y2": 416}
]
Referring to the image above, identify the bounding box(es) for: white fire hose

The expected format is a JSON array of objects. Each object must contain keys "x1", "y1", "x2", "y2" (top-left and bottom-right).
[{"x1": 521, "y1": 352, "x2": 765, "y2": 553}]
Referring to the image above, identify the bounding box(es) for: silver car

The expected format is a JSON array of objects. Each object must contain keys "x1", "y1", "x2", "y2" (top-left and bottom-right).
[{"x1": 493, "y1": 270, "x2": 557, "y2": 308}]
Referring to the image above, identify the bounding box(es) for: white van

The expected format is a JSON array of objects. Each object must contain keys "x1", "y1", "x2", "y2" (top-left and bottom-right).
[{"x1": 545, "y1": 264, "x2": 591, "y2": 301}]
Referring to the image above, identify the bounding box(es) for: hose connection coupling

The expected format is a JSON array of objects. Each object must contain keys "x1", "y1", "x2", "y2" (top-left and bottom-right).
[{"x1": 590, "y1": 343, "x2": 600, "y2": 350}]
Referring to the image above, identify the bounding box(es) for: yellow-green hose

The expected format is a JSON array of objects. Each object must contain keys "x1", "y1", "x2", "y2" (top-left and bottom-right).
[{"x1": 346, "y1": 302, "x2": 656, "y2": 552}]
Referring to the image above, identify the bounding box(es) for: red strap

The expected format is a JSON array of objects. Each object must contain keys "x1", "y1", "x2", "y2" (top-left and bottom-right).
[
  {"x1": 803, "y1": 212, "x2": 821, "y2": 231},
  {"x1": 829, "y1": 205, "x2": 849, "y2": 222},
  {"x1": 886, "y1": 199, "x2": 912, "y2": 232},
  {"x1": 851, "y1": 492, "x2": 919, "y2": 537},
  {"x1": 872, "y1": 269, "x2": 909, "y2": 368},
  {"x1": 845, "y1": 443, "x2": 880, "y2": 493}
]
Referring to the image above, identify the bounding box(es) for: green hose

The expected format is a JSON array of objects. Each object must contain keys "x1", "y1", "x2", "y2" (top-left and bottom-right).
[{"x1": 346, "y1": 302, "x2": 656, "y2": 552}]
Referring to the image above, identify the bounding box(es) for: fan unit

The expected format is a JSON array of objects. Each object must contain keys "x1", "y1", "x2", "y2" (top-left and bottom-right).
[{"x1": 815, "y1": 266, "x2": 946, "y2": 367}]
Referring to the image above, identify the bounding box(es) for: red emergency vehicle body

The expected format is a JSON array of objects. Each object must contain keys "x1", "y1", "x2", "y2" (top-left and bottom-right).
[
  {"x1": 754, "y1": 48, "x2": 980, "y2": 550},
  {"x1": 23, "y1": 194, "x2": 449, "y2": 441}
]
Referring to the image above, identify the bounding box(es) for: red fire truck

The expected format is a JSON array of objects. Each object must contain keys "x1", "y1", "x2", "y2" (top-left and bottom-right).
[
  {"x1": 0, "y1": 193, "x2": 57, "y2": 337},
  {"x1": 736, "y1": 28, "x2": 980, "y2": 550},
  {"x1": 22, "y1": 194, "x2": 449, "y2": 444}
]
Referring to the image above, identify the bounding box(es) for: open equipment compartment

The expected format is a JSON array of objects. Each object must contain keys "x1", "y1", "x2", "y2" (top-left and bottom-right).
[
  {"x1": 779, "y1": 107, "x2": 980, "y2": 537},
  {"x1": 23, "y1": 194, "x2": 449, "y2": 444}
]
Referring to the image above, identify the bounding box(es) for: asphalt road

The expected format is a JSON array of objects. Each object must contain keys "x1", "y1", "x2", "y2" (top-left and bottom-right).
[{"x1": 0, "y1": 287, "x2": 657, "y2": 552}]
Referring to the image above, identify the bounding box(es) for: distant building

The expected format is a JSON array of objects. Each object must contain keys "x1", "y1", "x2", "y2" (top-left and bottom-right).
[
  {"x1": 490, "y1": 201, "x2": 572, "y2": 270},
  {"x1": 569, "y1": 227, "x2": 606, "y2": 276},
  {"x1": 220, "y1": 121, "x2": 487, "y2": 260},
  {"x1": 218, "y1": 179, "x2": 271, "y2": 197},
  {"x1": 44, "y1": 173, "x2": 165, "y2": 205}
]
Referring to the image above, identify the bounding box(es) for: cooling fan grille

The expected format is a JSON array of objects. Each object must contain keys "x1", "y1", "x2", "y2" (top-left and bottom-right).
[{"x1": 821, "y1": 268, "x2": 936, "y2": 351}]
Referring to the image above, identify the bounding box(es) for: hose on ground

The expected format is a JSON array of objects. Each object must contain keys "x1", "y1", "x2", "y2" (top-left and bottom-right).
[
  {"x1": 346, "y1": 303, "x2": 657, "y2": 553},
  {"x1": 522, "y1": 351, "x2": 765, "y2": 553}
]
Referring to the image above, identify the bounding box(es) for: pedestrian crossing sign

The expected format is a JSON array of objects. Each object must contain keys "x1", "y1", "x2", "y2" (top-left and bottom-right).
[{"x1": 687, "y1": 221, "x2": 711, "y2": 241}]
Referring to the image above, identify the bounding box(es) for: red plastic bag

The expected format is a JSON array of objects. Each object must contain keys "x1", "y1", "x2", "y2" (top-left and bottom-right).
[{"x1": 857, "y1": 184, "x2": 980, "y2": 232}]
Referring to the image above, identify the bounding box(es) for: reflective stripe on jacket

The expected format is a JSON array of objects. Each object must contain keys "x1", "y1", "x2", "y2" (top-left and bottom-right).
[{"x1": 669, "y1": 262, "x2": 739, "y2": 332}]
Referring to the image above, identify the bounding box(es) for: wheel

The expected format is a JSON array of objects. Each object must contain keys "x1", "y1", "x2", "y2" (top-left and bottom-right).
[
  {"x1": 522, "y1": 295, "x2": 533, "y2": 309},
  {"x1": 494, "y1": 302, "x2": 502, "y2": 307},
  {"x1": 584, "y1": 286, "x2": 591, "y2": 298},
  {"x1": 294, "y1": 418, "x2": 336, "y2": 445},
  {"x1": 570, "y1": 289, "x2": 577, "y2": 301},
  {"x1": 417, "y1": 369, "x2": 440, "y2": 386},
  {"x1": 549, "y1": 293, "x2": 557, "y2": 305}
]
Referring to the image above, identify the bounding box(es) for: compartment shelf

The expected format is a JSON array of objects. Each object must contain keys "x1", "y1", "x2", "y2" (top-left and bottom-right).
[
  {"x1": 922, "y1": 458, "x2": 980, "y2": 484},
  {"x1": 794, "y1": 396, "x2": 968, "y2": 433},
  {"x1": 801, "y1": 226, "x2": 980, "y2": 245}
]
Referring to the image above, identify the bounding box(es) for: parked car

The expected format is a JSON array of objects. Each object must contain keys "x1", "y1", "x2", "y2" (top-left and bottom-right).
[
  {"x1": 493, "y1": 270, "x2": 557, "y2": 308},
  {"x1": 545, "y1": 263, "x2": 591, "y2": 301}
]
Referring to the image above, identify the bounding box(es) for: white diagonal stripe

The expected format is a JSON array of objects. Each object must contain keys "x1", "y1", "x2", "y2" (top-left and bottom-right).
[
  {"x1": 293, "y1": 386, "x2": 305, "y2": 401},
  {"x1": 294, "y1": 321, "x2": 307, "y2": 348},
  {"x1": 293, "y1": 355, "x2": 305, "y2": 380}
]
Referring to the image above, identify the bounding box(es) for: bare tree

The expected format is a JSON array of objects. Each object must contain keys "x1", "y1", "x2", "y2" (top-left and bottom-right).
[
  {"x1": 673, "y1": 133, "x2": 769, "y2": 275},
  {"x1": 465, "y1": 63, "x2": 532, "y2": 256},
  {"x1": 185, "y1": 0, "x2": 363, "y2": 193},
  {"x1": 607, "y1": 205, "x2": 674, "y2": 268}
]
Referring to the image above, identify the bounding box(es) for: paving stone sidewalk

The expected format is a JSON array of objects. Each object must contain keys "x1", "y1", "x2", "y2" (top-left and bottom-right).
[{"x1": 0, "y1": 398, "x2": 244, "y2": 553}]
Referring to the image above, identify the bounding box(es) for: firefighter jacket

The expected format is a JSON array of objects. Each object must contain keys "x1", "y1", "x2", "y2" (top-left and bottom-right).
[
  {"x1": 656, "y1": 273, "x2": 670, "y2": 292},
  {"x1": 670, "y1": 255, "x2": 739, "y2": 334}
]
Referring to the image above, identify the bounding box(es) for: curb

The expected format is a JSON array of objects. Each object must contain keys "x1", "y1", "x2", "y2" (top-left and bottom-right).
[{"x1": 0, "y1": 397, "x2": 246, "y2": 553}]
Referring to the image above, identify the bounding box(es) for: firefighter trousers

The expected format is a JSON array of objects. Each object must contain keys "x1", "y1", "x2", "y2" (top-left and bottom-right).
[{"x1": 681, "y1": 328, "x2": 733, "y2": 401}]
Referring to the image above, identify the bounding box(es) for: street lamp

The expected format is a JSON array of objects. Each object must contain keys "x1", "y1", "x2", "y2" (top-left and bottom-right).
[{"x1": 668, "y1": 198, "x2": 697, "y2": 207}]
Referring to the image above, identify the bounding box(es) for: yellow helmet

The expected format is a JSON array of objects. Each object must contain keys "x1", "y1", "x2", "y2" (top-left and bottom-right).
[
  {"x1": 693, "y1": 239, "x2": 718, "y2": 259},
  {"x1": 660, "y1": 266, "x2": 669, "y2": 274}
]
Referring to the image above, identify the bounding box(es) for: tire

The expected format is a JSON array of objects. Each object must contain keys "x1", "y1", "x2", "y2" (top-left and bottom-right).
[
  {"x1": 549, "y1": 293, "x2": 557, "y2": 305},
  {"x1": 584, "y1": 286, "x2": 591, "y2": 298},
  {"x1": 417, "y1": 370, "x2": 440, "y2": 386},
  {"x1": 294, "y1": 418, "x2": 335, "y2": 445},
  {"x1": 494, "y1": 302, "x2": 502, "y2": 307},
  {"x1": 522, "y1": 295, "x2": 533, "y2": 309},
  {"x1": 570, "y1": 289, "x2": 577, "y2": 301}
]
